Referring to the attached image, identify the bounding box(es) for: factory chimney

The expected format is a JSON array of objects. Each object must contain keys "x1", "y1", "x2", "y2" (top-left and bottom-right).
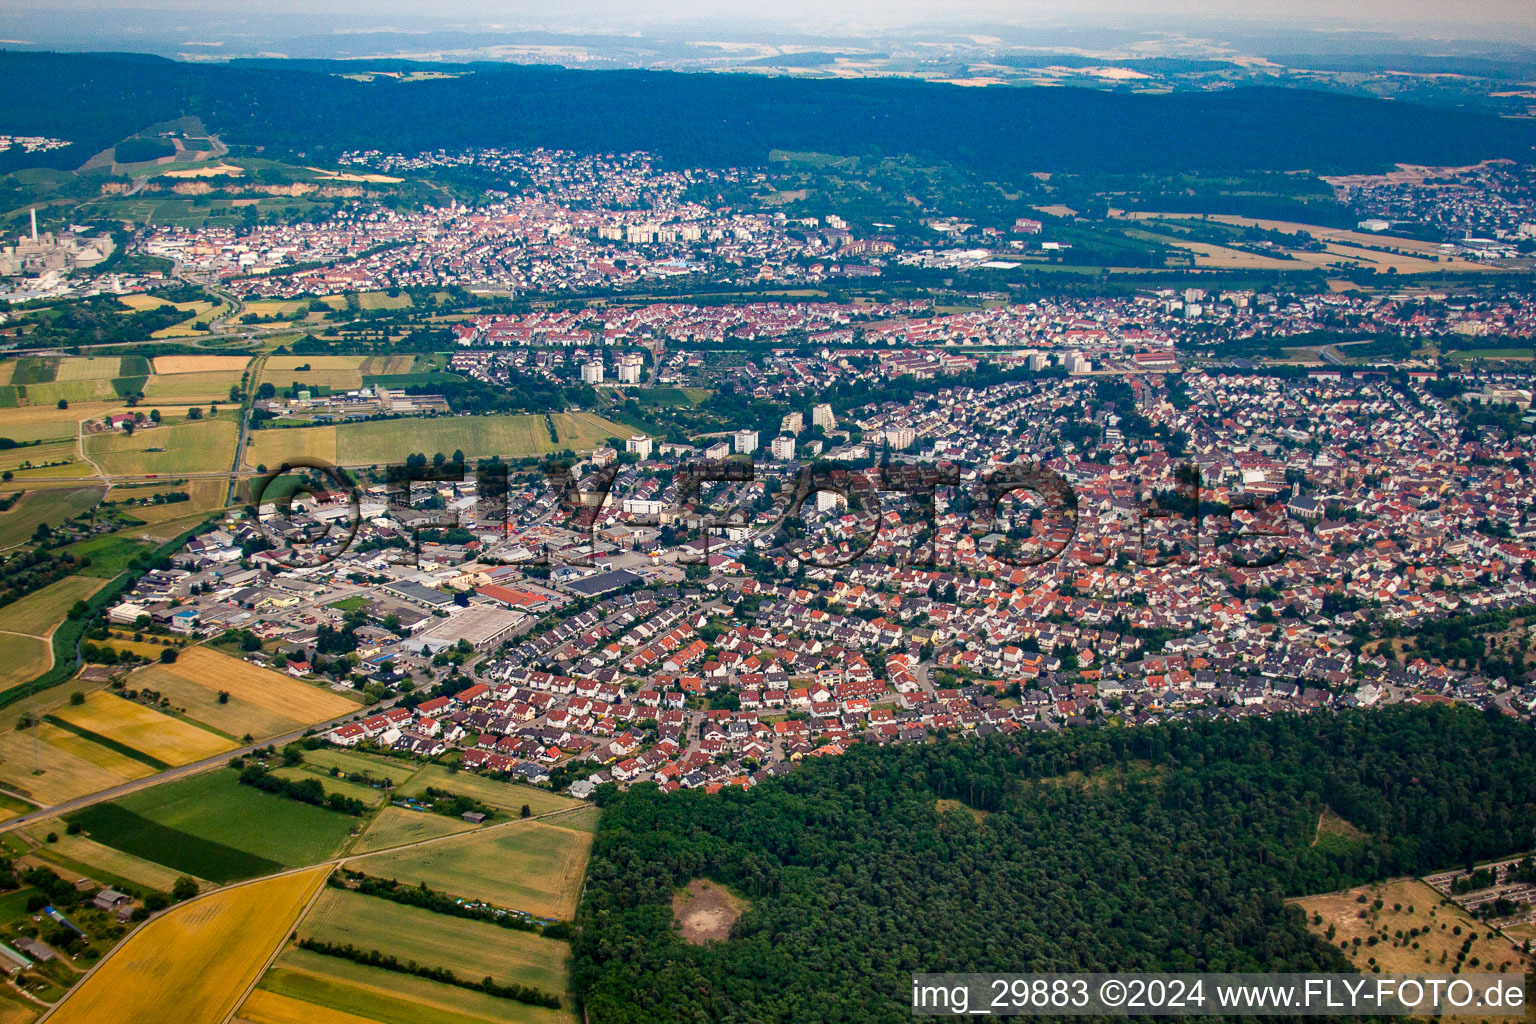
[{"x1": 29, "y1": 208, "x2": 36, "y2": 242}]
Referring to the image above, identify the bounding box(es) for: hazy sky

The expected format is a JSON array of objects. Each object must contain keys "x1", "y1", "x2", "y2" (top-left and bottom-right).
[{"x1": 6, "y1": 0, "x2": 1535, "y2": 39}]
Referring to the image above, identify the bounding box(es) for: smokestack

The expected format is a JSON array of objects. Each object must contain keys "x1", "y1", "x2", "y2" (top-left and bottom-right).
[{"x1": 29, "y1": 208, "x2": 37, "y2": 242}]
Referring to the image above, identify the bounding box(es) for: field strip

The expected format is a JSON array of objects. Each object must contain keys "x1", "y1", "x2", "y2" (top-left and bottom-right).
[{"x1": 220, "y1": 863, "x2": 338, "y2": 1024}]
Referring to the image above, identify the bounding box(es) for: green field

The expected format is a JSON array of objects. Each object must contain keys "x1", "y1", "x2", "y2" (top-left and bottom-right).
[
  {"x1": 273, "y1": 766, "x2": 389, "y2": 808},
  {"x1": 60, "y1": 532, "x2": 151, "y2": 577},
  {"x1": 304, "y1": 747, "x2": 421, "y2": 785},
  {"x1": 0, "y1": 438, "x2": 80, "y2": 475},
  {"x1": 0, "y1": 574, "x2": 103, "y2": 636},
  {"x1": 262, "y1": 952, "x2": 574, "y2": 1024},
  {"x1": 397, "y1": 764, "x2": 575, "y2": 817},
  {"x1": 352, "y1": 821, "x2": 592, "y2": 920},
  {"x1": 65, "y1": 769, "x2": 359, "y2": 882},
  {"x1": 350, "y1": 806, "x2": 477, "y2": 855},
  {"x1": 301, "y1": 888, "x2": 571, "y2": 996},
  {"x1": 86, "y1": 416, "x2": 239, "y2": 475},
  {"x1": 143, "y1": 369, "x2": 246, "y2": 401},
  {"x1": 0, "y1": 486, "x2": 104, "y2": 548},
  {"x1": 245, "y1": 412, "x2": 632, "y2": 468}
]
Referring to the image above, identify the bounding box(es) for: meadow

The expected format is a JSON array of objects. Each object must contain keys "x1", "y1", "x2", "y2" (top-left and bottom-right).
[
  {"x1": 67, "y1": 769, "x2": 359, "y2": 882},
  {"x1": 1297, "y1": 877, "x2": 1530, "y2": 976},
  {"x1": 397, "y1": 764, "x2": 575, "y2": 817},
  {"x1": 0, "y1": 487, "x2": 105, "y2": 549},
  {"x1": 262, "y1": 355, "x2": 367, "y2": 392},
  {"x1": 0, "y1": 574, "x2": 104, "y2": 636},
  {"x1": 142, "y1": 369, "x2": 245, "y2": 402},
  {"x1": 60, "y1": 532, "x2": 151, "y2": 577},
  {"x1": 0, "y1": 635, "x2": 50, "y2": 689},
  {"x1": 300, "y1": 887, "x2": 572, "y2": 996},
  {"x1": 46, "y1": 865, "x2": 330, "y2": 1024},
  {"x1": 352, "y1": 820, "x2": 593, "y2": 920},
  {"x1": 245, "y1": 412, "x2": 630, "y2": 468},
  {"x1": 85, "y1": 415, "x2": 239, "y2": 475},
  {"x1": 348, "y1": 806, "x2": 477, "y2": 855}
]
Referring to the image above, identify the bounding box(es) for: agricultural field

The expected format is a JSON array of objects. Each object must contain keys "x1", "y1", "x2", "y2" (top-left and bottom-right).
[
  {"x1": 303, "y1": 748, "x2": 421, "y2": 786},
  {"x1": 257, "y1": 949, "x2": 575, "y2": 1024},
  {"x1": 273, "y1": 767, "x2": 389, "y2": 808},
  {"x1": 245, "y1": 412, "x2": 630, "y2": 468},
  {"x1": 150, "y1": 646, "x2": 360, "y2": 724},
  {"x1": 0, "y1": 438, "x2": 81, "y2": 479},
  {"x1": 151, "y1": 355, "x2": 251, "y2": 375},
  {"x1": 358, "y1": 354, "x2": 418, "y2": 376},
  {"x1": 52, "y1": 690, "x2": 235, "y2": 765},
  {"x1": 66, "y1": 769, "x2": 360, "y2": 882},
  {"x1": 59, "y1": 532, "x2": 151, "y2": 577},
  {"x1": 46, "y1": 865, "x2": 330, "y2": 1024},
  {"x1": 261, "y1": 355, "x2": 367, "y2": 392},
  {"x1": 125, "y1": 664, "x2": 301, "y2": 740},
  {"x1": 52, "y1": 356, "x2": 127, "y2": 382},
  {"x1": 348, "y1": 806, "x2": 478, "y2": 855},
  {"x1": 0, "y1": 719, "x2": 150, "y2": 806},
  {"x1": 397, "y1": 764, "x2": 576, "y2": 818},
  {"x1": 22, "y1": 826, "x2": 204, "y2": 893},
  {"x1": 0, "y1": 403, "x2": 111, "y2": 442},
  {"x1": 1297, "y1": 877, "x2": 1531, "y2": 976},
  {"x1": 352, "y1": 820, "x2": 593, "y2": 920},
  {"x1": 0, "y1": 635, "x2": 50, "y2": 690},
  {"x1": 85, "y1": 415, "x2": 239, "y2": 475},
  {"x1": 114, "y1": 477, "x2": 227, "y2": 525},
  {"x1": 142, "y1": 369, "x2": 245, "y2": 402},
  {"x1": 0, "y1": 574, "x2": 104, "y2": 636},
  {"x1": 301, "y1": 887, "x2": 571, "y2": 995}
]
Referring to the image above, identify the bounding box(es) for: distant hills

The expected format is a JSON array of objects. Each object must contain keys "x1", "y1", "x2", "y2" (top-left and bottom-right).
[{"x1": 1, "y1": 50, "x2": 1532, "y2": 177}]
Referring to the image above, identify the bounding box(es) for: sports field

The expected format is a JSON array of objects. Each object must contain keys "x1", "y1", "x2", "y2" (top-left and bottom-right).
[
  {"x1": 86, "y1": 415, "x2": 239, "y2": 475},
  {"x1": 245, "y1": 412, "x2": 629, "y2": 468},
  {"x1": 0, "y1": 574, "x2": 103, "y2": 636},
  {"x1": 397, "y1": 764, "x2": 575, "y2": 817},
  {"x1": 53, "y1": 691, "x2": 235, "y2": 765},
  {"x1": 301, "y1": 887, "x2": 571, "y2": 995},
  {"x1": 257, "y1": 951, "x2": 576, "y2": 1024},
  {"x1": 349, "y1": 806, "x2": 478, "y2": 855},
  {"x1": 352, "y1": 820, "x2": 593, "y2": 920},
  {"x1": 67, "y1": 769, "x2": 359, "y2": 882},
  {"x1": 47, "y1": 865, "x2": 330, "y2": 1024}
]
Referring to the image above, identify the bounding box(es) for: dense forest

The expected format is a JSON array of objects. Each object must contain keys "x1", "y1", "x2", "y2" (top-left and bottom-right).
[
  {"x1": 573, "y1": 706, "x2": 1536, "y2": 1023},
  {"x1": 0, "y1": 51, "x2": 1532, "y2": 176}
]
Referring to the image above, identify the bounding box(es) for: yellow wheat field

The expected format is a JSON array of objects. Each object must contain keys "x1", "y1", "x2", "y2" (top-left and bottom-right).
[
  {"x1": 53, "y1": 691, "x2": 236, "y2": 764},
  {"x1": 48, "y1": 866, "x2": 330, "y2": 1024},
  {"x1": 239, "y1": 989, "x2": 381, "y2": 1024},
  {"x1": 158, "y1": 647, "x2": 358, "y2": 722},
  {"x1": 152, "y1": 355, "x2": 252, "y2": 374}
]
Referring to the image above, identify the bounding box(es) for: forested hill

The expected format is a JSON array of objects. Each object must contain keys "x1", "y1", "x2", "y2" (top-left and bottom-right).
[
  {"x1": 573, "y1": 706, "x2": 1536, "y2": 1024},
  {"x1": 2, "y1": 49, "x2": 1533, "y2": 176}
]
